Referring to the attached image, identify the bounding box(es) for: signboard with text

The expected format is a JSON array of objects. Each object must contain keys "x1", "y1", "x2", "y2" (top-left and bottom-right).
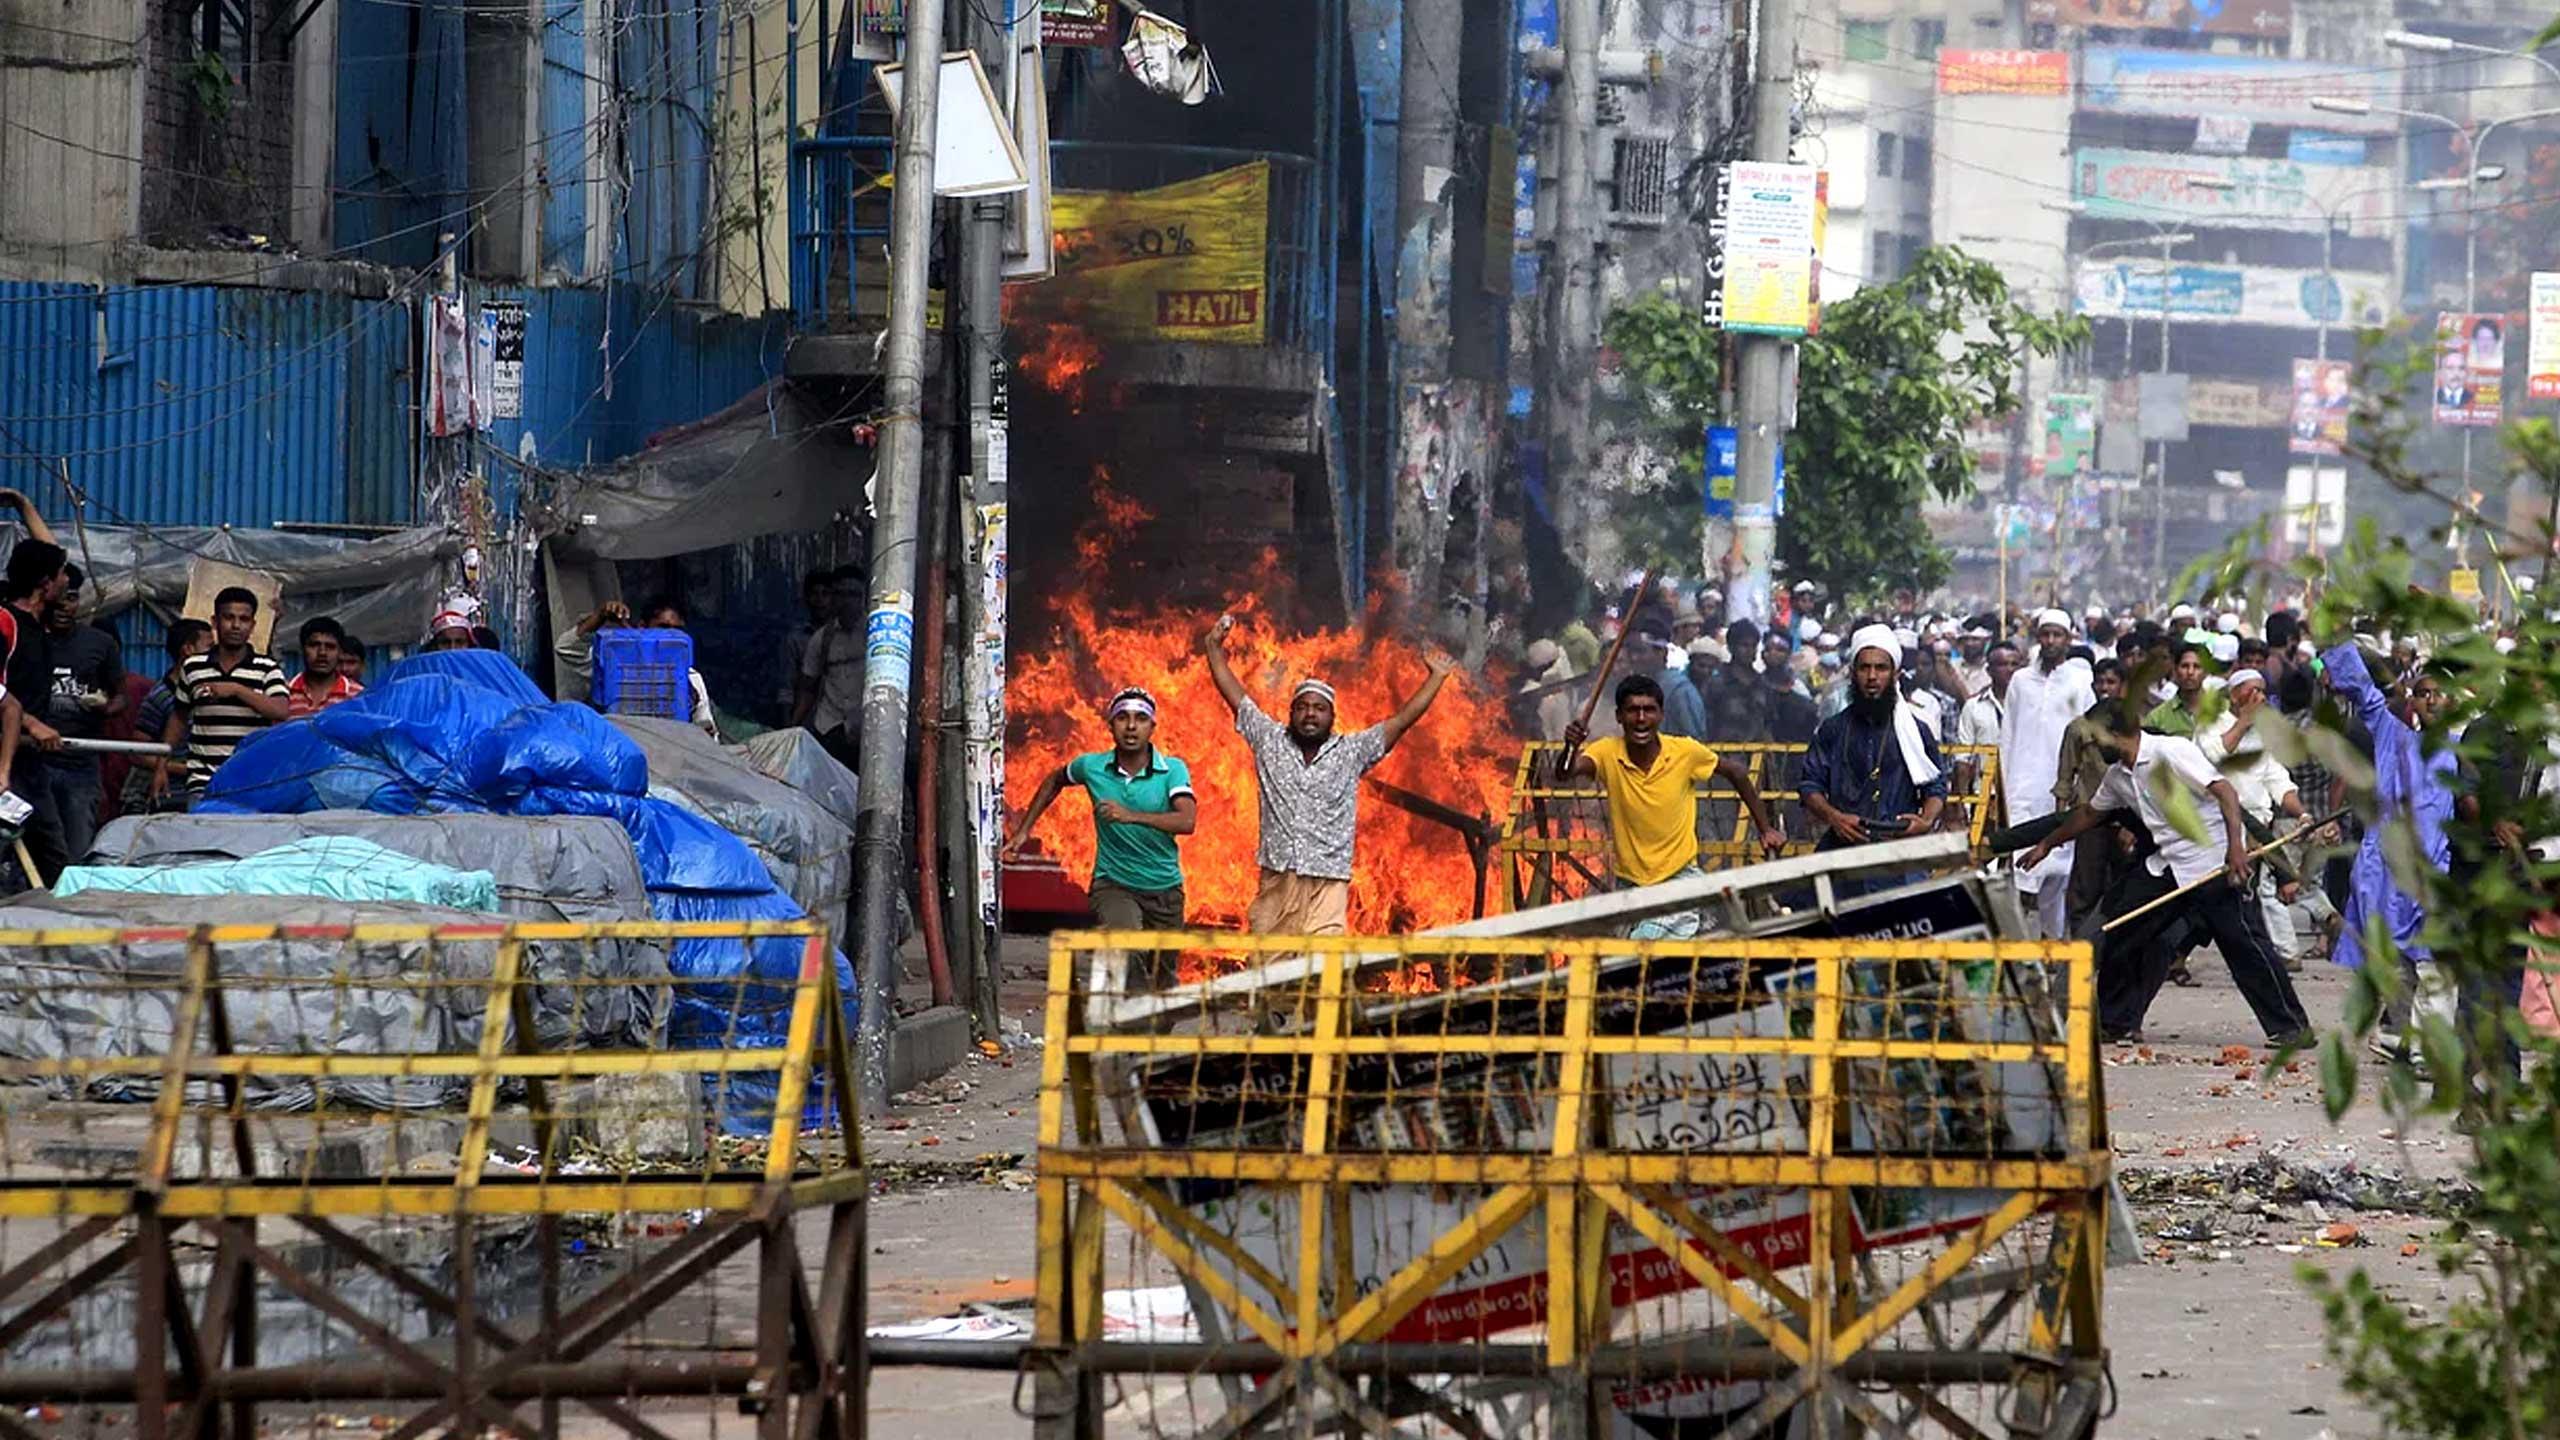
[
  {"x1": 2435, "y1": 312, "x2": 2505, "y2": 428},
  {"x1": 2039, "y1": 394, "x2": 2096, "y2": 479},
  {"x1": 2532, "y1": 273, "x2": 2560, "y2": 400},
  {"x1": 1935, "y1": 49, "x2": 2069, "y2": 95},
  {"x1": 1040, "y1": 0, "x2": 1113, "y2": 46},
  {"x1": 2071, "y1": 148, "x2": 2394, "y2": 233},
  {"x1": 2079, "y1": 47, "x2": 2397, "y2": 131},
  {"x1": 2072, "y1": 259, "x2": 2388, "y2": 329},
  {"x1": 2029, "y1": 0, "x2": 2290, "y2": 39},
  {"x1": 1719, "y1": 162, "x2": 1822, "y2": 336},
  {"x1": 1036, "y1": 161, "x2": 1271, "y2": 345}
]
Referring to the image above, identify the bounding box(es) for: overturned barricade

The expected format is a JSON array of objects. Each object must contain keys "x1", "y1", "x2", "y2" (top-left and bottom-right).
[
  {"x1": 1029, "y1": 839, "x2": 2110, "y2": 1439},
  {"x1": 0, "y1": 916, "x2": 865, "y2": 1440}
]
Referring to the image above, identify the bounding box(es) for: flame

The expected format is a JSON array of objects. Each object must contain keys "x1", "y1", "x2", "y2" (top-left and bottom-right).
[
  {"x1": 1006, "y1": 475, "x2": 1525, "y2": 944},
  {"x1": 1016, "y1": 320, "x2": 1105, "y2": 412}
]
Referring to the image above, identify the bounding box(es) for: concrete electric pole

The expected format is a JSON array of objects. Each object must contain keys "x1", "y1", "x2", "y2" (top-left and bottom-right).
[
  {"x1": 1542, "y1": 0, "x2": 1600, "y2": 575},
  {"x1": 853, "y1": 0, "x2": 947, "y2": 1106},
  {"x1": 1727, "y1": 0, "x2": 1794, "y2": 626},
  {"x1": 1389, "y1": 0, "x2": 1466, "y2": 626}
]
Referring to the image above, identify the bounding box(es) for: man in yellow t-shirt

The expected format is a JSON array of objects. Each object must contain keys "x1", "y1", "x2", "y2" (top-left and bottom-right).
[{"x1": 1559, "y1": 674, "x2": 1787, "y2": 938}]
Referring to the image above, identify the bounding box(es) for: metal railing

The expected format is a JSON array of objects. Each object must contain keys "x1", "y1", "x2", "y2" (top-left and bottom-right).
[
  {"x1": 1496, "y1": 741, "x2": 2008, "y2": 912},
  {"x1": 789, "y1": 135, "x2": 896, "y2": 334},
  {"x1": 1028, "y1": 928, "x2": 2110, "y2": 1438},
  {"x1": 0, "y1": 918, "x2": 864, "y2": 1440}
]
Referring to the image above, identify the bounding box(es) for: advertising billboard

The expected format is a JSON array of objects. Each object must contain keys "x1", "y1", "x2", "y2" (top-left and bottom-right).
[
  {"x1": 2071, "y1": 148, "x2": 2394, "y2": 233},
  {"x1": 2071, "y1": 260, "x2": 2389, "y2": 329},
  {"x1": 2079, "y1": 47, "x2": 2397, "y2": 131}
]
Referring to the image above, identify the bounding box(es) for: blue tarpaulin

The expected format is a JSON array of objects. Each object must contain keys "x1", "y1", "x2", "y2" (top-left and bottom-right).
[{"x1": 201, "y1": 650, "x2": 855, "y2": 1130}]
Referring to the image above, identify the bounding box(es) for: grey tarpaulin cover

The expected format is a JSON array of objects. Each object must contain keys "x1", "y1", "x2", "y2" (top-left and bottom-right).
[
  {"x1": 0, "y1": 523, "x2": 454, "y2": 647},
  {"x1": 82, "y1": 811, "x2": 665, "y2": 1007},
  {"x1": 0, "y1": 890, "x2": 668, "y2": 1111},
  {"x1": 607, "y1": 717, "x2": 853, "y2": 920},
  {"x1": 740, "y1": 726, "x2": 861, "y2": 836},
  {"x1": 529, "y1": 385, "x2": 871, "y2": 561}
]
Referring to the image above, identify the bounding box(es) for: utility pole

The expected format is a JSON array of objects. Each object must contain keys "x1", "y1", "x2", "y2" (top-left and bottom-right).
[
  {"x1": 1728, "y1": 0, "x2": 1794, "y2": 626},
  {"x1": 1390, "y1": 0, "x2": 1465, "y2": 625},
  {"x1": 952, "y1": 0, "x2": 1016, "y2": 1041},
  {"x1": 853, "y1": 0, "x2": 947, "y2": 1106},
  {"x1": 1545, "y1": 0, "x2": 1599, "y2": 570},
  {"x1": 2150, "y1": 228, "x2": 2172, "y2": 594}
]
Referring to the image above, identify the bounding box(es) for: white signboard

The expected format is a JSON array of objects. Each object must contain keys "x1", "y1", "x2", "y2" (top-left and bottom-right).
[
  {"x1": 2533, "y1": 272, "x2": 2560, "y2": 401},
  {"x1": 2079, "y1": 47, "x2": 2399, "y2": 132},
  {"x1": 1719, "y1": 162, "x2": 1822, "y2": 336},
  {"x1": 2073, "y1": 259, "x2": 2390, "y2": 330},
  {"x1": 2072, "y1": 148, "x2": 2396, "y2": 234},
  {"x1": 2284, "y1": 464, "x2": 2347, "y2": 548}
]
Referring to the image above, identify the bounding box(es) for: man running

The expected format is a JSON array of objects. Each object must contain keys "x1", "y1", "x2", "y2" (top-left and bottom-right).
[
  {"x1": 1558, "y1": 675, "x2": 1785, "y2": 938},
  {"x1": 1203, "y1": 614, "x2": 1454, "y2": 935},
  {"x1": 1004, "y1": 687, "x2": 1197, "y2": 988}
]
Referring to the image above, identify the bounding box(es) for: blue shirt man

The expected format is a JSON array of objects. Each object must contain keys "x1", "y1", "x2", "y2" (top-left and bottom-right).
[
  {"x1": 1004, "y1": 688, "x2": 1199, "y2": 987},
  {"x1": 1799, "y1": 625, "x2": 1949, "y2": 849}
]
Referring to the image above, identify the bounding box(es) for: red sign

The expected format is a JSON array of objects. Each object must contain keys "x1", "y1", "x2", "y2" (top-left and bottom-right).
[{"x1": 1936, "y1": 49, "x2": 2070, "y2": 96}]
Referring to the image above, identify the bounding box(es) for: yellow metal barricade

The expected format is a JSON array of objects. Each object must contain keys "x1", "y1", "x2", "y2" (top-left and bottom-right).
[
  {"x1": 0, "y1": 919, "x2": 864, "y2": 1440},
  {"x1": 1033, "y1": 930, "x2": 2108, "y2": 1440},
  {"x1": 1495, "y1": 742, "x2": 2007, "y2": 911}
]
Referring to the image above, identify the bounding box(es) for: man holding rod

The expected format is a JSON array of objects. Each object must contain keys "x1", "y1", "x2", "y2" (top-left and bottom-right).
[{"x1": 2022, "y1": 706, "x2": 2312, "y2": 1047}]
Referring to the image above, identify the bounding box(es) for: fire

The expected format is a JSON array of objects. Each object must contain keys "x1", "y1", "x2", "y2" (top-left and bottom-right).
[
  {"x1": 1015, "y1": 320, "x2": 1105, "y2": 412},
  {"x1": 1006, "y1": 480, "x2": 1525, "y2": 940}
]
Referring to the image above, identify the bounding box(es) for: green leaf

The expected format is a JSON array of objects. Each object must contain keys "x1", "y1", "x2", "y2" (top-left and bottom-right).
[
  {"x1": 2416, "y1": 1013, "x2": 2465, "y2": 1113},
  {"x1": 2154, "y1": 767, "x2": 2210, "y2": 849},
  {"x1": 2318, "y1": 1031, "x2": 2357, "y2": 1121}
]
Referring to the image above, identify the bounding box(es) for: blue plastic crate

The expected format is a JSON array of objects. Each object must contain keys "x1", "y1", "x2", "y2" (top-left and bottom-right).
[{"x1": 593, "y1": 629, "x2": 694, "y2": 721}]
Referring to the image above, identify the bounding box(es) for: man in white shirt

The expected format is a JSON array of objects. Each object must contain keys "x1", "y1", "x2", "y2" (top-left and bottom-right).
[
  {"x1": 2002, "y1": 610, "x2": 2095, "y2": 937},
  {"x1": 2197, "y1": 667, "x2": 2331, "y2": 969},
  {"x1": 2023, "y1": 709, "x2": 2312, "y2": 1046},
  {"x1": 1952, "y1": 642, "x2": 2015, "y2": 784}
]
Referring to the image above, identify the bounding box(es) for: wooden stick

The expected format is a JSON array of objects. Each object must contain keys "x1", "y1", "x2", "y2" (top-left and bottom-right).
[
  {"x1": 1573, "y1": 567, "x2": 1662, "y2": 733},
  {"x1": 2099, "y1": 810, "x2": 2346, "y2": 934}
]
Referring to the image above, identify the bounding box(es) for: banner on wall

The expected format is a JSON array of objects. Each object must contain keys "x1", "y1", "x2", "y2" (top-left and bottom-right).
[
  {"x1": 2288, "y1": 358, "x2": 2350, "y2": 456},
  {"x1": 2434, "y1": 312, "x2": 2505, "y2": 428},
  {"x1": 2531, "y1": 273, "x2": 2560, "y2": 400}
]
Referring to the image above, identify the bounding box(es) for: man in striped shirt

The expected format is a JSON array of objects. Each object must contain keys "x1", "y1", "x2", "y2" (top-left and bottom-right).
[{"x1": 159, "y1": 587, "x2": 289, "y2": 800}]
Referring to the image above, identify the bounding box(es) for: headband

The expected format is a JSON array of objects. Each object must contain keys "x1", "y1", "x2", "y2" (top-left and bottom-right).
[{"x1": 1107, "y1": 688, "x2": 1157, "y2": 720}]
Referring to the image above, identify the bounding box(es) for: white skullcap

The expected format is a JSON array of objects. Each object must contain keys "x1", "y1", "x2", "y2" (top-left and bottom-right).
[
  {"x1": 2226, "y1": 667, "x2": 2266, "y2": 692},
  {"x1": 1849, "y1": 623, "x2": 1902, "y2": 666},
  {"x1": 2216, "y1": 611, "x2": 2242, "y2": 634},
  {"x1": 1688, "y1": 636, "x2": 1730, "y2": 663},
  {"x1": 2170, "y1": 603, "x2": 2197, "y2": 622},
  {"x1": 2034, "y1": 607, "x2": 2072, "y2": 633},
  {"x1": 2209, "y1": 634, "x2": 2240, "y2": 665},
  {"x1": 2084, "y1": 603, "x2": 2108, "y2": 619},
  {"x1": 1525, "y1": 639, "x2": 1561, "y2": 670},
  {"x1": 1293, "y1": 678, "x2": 1337, "y2": 705}
]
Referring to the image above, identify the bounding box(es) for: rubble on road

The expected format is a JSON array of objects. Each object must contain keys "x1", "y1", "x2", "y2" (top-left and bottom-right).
[{"x1": 2119, "y1": 1150, "x2": 2477, "y2": 1217}]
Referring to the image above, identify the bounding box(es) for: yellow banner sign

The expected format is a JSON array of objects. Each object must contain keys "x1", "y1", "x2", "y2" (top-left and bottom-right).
[{"x1": 1043, "y1": 161, "x2": 1271, "y2": 345}]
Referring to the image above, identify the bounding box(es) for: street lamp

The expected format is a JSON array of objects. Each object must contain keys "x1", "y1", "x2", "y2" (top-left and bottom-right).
[
  {"x1": 2309, "y1": 95, "x2": 2560, "y2": 496},
  {"x1": 2311, "y1": 172, "x2": 2485, "y2": 363},
  {"x1": 2384, "y1": 29, "x2": 2560, "y2": 91}
]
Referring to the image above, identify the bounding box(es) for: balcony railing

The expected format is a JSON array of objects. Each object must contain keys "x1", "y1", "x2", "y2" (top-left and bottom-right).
[{"x1": 789, "y1": 135, "x2": 894, "y2": 335}]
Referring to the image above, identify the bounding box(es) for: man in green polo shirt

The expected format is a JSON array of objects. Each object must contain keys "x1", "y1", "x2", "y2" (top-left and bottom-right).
[{"x1": 1004, "y1": 687, "x2": 1198, "y2": 987}]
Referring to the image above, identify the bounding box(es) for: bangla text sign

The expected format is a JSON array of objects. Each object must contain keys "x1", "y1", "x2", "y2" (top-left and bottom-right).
[
  {"x1": 2079, "y1": 47, "x2": 2397, "y2": 132},
  {"x1": 2072, "y1": 148, "x2": 2394, "y2": 233},
  {"x1": 2029, "y1": 0, "x2": 2290, "y2": 39},
  {"x1": 2072, "y1": 259, "x2": 2390, "y2": 330},
  {"x1": 1936, "y1": 49, "x2": 2069, "y2": 95}
]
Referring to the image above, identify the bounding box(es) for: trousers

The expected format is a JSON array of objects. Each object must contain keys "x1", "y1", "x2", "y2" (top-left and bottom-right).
[{"x1": 2097, "y1": 865, "x2": 2311, "y2": 1042}]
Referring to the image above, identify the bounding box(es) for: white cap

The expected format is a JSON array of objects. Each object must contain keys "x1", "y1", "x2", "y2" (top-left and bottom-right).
[
  {"x1": 2216, "y1": 611, "x2": 2242, "y2": 634},
  {"x1": 2169, "y1": 603, "x2": 2197, "y2": 622},
  {"x1": 1687, "y1": 636, "x2": 1730, "y2": 663}
]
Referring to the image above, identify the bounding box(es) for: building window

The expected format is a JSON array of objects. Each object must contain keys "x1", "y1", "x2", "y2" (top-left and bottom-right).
[
  {"x1": 1844, "y1": 19, "x2": 1890, "y2": 62},
  {"x1": 1910, "y1": 18, "x2": 1945, "y2": 57},
  {"x1": 1904, "y1": 135, "x2": 1932, "y2": 189},
  {"x1": 1871, "y1": 228, "x2": 1899, "y2": 278},
  {"x1": 1875, "y1": 131, "x2": 1899, "y2": 178},
  {"x1": 1900, "y1": 232, "x2": 1928, "y2": 274}
]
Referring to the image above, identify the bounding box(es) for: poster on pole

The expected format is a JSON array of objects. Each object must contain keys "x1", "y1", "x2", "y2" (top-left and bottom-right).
[
  {"x1": 2283, "y1": 464, "x2": 2346, "y2": 549},
  {"x1": 2039, "y1": 394, "x2": 2096, "y2": 479},
  {"x1": 1719, "y1": 162, "x2": 1822, "y2": 336},
  {"x1": 2531, "y1": 273, "x2": 2560, "y2": 400},
  {"x1": 2434, "y1": 312, "x2": 2505, "y2": 428},
  {"x1": 2288, "y1": 358, "x2": 2350, "y2": 456}
]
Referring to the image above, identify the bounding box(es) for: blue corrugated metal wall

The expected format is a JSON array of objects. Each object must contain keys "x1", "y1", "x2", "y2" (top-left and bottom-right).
[
  {"x1": 333, "y1": 0, "x2": 467, "y2": 269},
  {"x1": 541, "y1": 0, "x2": 591, "y2": 277},
  {"x1": 0, "y1": 283, "x2": 415, "y2": 528}
]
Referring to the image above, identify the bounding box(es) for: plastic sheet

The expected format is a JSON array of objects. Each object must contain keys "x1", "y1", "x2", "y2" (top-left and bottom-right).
[
  {"x1": 610, "y1": 717, "x2": 853, "y2": 919},
  {"x1": 197, "y1": 650, "x2": 854, "y2": 1129},
  {"x1": 55, "y1": 835, "x2": 502, "y2": 912},
  {"x1": 0, "y1": 891, "x2": 663, "y2": 1110}
]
